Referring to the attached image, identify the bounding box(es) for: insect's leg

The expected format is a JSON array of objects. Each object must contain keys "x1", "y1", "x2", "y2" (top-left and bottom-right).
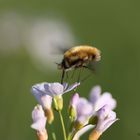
[
  {"x1": 61, "y1": 69, "x2": 65, "y2": 84},
  {"x1": 65, "y1": 71, "x2": 69, "y2": 83},
  {"x1": 80, "y1": 66, "x2": 94, "y2": 83},
  {"x1": 77, "y1": 68, "x2": 83, "y2": 82},
  {"x1": 83, "y1": 65, "x2": 91, "y2": 70},
  {"x1": 81, "y1": 72, "x2": 93, "y2": 83},
  {"x1": 83, "y1": 65, "x2": 95, "y2": 73},
  {"x1": 71, "y1": 68, "x2": 76, "y2": 79}
]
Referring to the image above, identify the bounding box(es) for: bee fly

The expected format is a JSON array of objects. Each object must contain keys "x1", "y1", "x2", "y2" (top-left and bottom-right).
[{"x1": 57, "y1": 45, "x2": 101, "y2": 83}]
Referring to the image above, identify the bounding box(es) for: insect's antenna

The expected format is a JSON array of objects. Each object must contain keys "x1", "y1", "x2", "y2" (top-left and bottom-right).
[{"x1": 61, "y1": 69, "x2": 65, "y2": 84}]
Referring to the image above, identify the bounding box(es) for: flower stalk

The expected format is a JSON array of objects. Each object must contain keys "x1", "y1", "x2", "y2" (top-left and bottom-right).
[{"x1": 58, "y1": 110, "x2": 67, "y2": 140}]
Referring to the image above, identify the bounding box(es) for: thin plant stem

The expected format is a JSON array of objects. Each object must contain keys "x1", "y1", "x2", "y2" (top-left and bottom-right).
[
  {"x1": 58, "y1": 111, "x2": 67, "y2": 140},
  {"x1": 52, "y1": 132, "x2": 57, "y2": 140},
  {"x1": 49, "y1": 124, "x2": 57, "y2": 140},
  {"x1": 67, "y1": 131, "x2": 76, "y2": 140}
]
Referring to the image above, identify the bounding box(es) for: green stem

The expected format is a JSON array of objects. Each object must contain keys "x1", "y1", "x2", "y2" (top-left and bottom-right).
[
  {"x1": 50, "y1": 124, "x2": 57, "y2": 140},
  {"x1": 67, "y1": 132, "x2": 74, "y2": 140},
  {"x1": 58, "y1": 111, "x2": 67, "y2": 140},
  {"x1": 52, "y1": 132, "x2": 57, "y2": 140},
  {"x1": 67, "y1": 131, "x2": 77, "y2": 140}
]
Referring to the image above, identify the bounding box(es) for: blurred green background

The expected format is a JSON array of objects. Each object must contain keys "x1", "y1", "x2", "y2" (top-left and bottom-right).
[{"x1": 0, "y1": 0, "x2": 140, "y2": 140}]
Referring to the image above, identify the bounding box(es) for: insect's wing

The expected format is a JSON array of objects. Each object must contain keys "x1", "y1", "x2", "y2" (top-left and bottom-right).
[
  {"x1": 86, "y1": 61, "x2": 101, "y2": 73},
  {"x1": 50, "y1": 45, "x2": 71, "y2": 54}
]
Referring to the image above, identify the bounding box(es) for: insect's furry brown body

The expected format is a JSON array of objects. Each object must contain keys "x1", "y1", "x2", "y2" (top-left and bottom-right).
[
  {"x1": 60, "y1": 46, "x2": 101, "y2": 71},
  {"x1": 58, "y1": 45, "x2": 101, "y2": 83}
]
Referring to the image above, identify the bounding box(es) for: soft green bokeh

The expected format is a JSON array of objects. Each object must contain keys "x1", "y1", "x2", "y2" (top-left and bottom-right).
[{"x1": 0, "y1": 0, "x2": 140, "y2": 140}]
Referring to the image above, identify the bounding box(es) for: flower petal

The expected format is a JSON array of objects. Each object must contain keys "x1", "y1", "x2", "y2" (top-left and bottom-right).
[
  {"x1": 89, "y1": 85, "x2": 101, "y2": 105},
  {"x1": 32, "y1": 105, "x2": 45, "y2": 121},
  {"x1": 95, "y1": 106, "x2": 118, "y2": 133},
  {"x1": 63, "y1": 82, "x2": 69, "y2": 90},
  {"x1": 31, "y1": 105, "x2": 47, "y2": 132},
  {"x1": 44, "y1": 82, "x2": 64, "y2": 96},
  {"x1": 32, "y1": 83, "x2": 48, "y2": 96},
  {"x1": 94, "y1": 92, "x2": 117, "y2": 111},
  {"x1": 97, "y1": 105, "x2": 111, "y2": 120},
  {"x1": 70, "y1": 93, "x2": 79, "y2": 108},
  {"x1": 40, "y1": 95, "x2": 52, "y2": 109},
  {"x1": 64, "y1": 82, "x2": 80, "y2": 93},
  {"x1": 44, "y1": 83, "x2": 53, "y2": 96},
  {"x1": 76, "y1": 97, "x2": 94, "y2": 124},
  {"x1": 31, "y1": 117, "x2": 46, "y2": 132},
  {"x1": 32, "y1": 83, "x2": 52, "y2": 109},
  {"x1": 73, "y1": 125, "x2": 95, "y2": 140},
  {"x1": 102, "y1": 111, "x2": 118, "y2": 132},
  {"x1": 49, "y1": 83, "x2": 64, "y2": 95},
  {"x1": 77, "y1": 98, "x2": 93, "y2": 116}
]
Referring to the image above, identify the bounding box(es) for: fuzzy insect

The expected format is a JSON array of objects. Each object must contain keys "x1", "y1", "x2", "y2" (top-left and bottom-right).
[{"x1": 58, "y1": 45, "x2": 101, "y2": 83}]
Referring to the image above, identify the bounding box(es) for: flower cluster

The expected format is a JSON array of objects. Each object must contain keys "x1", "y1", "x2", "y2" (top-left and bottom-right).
[{"x1": 31, "y1": 82, "x2": 118, "y2": 140}]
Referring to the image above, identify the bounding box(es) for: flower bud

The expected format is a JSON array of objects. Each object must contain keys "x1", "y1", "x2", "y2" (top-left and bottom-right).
[
  {"x1": 44, "y1": 108, "x2": 54, "y2": 124},
  {"x1": 69, "y1": 93, "x2": 79, "y2": 121},
  {"x1": 74, "y1": 121, "x2": 84, "y2": 131},
  {"x1": 88, "y1": 116, "x2": 98, "y2": 125},
  {"x1": 31, "y1": 105, "x2": 47, "y2": 136},
  {"x1": 69, "y1": 106, "x2": 77, "y2": 122},
  {"x1": 53, "y1": 95, "x2": 63, "y2": 111}
]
